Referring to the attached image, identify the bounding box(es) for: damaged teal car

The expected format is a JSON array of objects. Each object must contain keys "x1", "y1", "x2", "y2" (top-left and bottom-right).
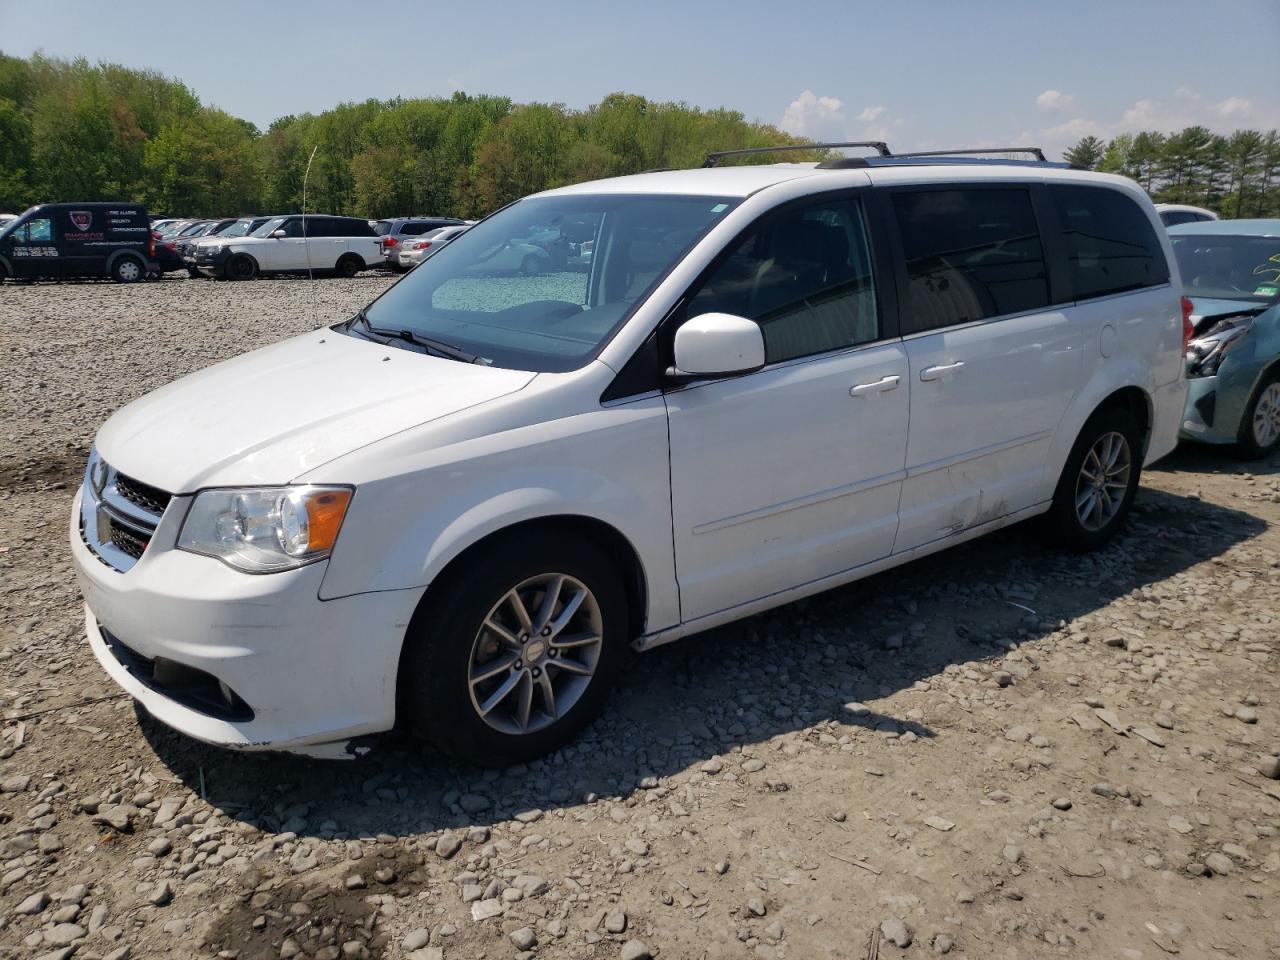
[{"x1": 1170, "y1": 219, "x2": 1280, "y2": 458}]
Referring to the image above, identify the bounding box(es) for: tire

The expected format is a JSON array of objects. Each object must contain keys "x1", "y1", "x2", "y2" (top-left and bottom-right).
[
  {"x1": 401, "y1": 531, "x2": 628, "y2": 766},
  {"x1": 111, "y1": 255, "x2": 144, "y2": 284},
  {"x1": 0, "y1": 261, "x2": 9, "y2": 283},
  {"x1": 186, "y1": 267, "x2": 201, "y2": 279},
  {"x1": 1043, "y1": 407, "x2": 1143, "y2": 551},
  {"x1": 520, "y1": 254, "x2": 543, "y2": 276},
  {"x1": 225, "y1": 254, "x2": 258, "y2": 281},
  {"x1": 1235, "y1": 371, "x2": 1280, "y2": 460},
  {"x1": 335, "y1": 255, "x2": 362, "y2": 278}
]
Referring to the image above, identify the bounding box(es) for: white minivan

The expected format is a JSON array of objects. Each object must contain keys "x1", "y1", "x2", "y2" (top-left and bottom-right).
[{"x1": 71, "y1": 146, "x2": 1188, "y2": 763}]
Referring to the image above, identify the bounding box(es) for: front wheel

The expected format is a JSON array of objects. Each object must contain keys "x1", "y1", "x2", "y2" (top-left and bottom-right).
[
  {"x1": 1237, "y1": 373, "x2": 1280, "y2": 460},
  {"x1": 225, "y1": 254, "x2": 258, "y2": 281},
  {"x1": 1043, "y1": 408, "x2": 1143, "y2": 550},
  {"x1": 111, "y1": 256, "x2": 144, "y2": 283},
  {"x1": 401, "y1": 533, "x2": 627, "y2": 766}
]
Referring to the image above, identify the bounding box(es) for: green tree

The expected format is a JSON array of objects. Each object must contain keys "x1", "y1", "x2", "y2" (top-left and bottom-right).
[{"x1": 1063, "y1": 135, "x2": 1105, "y2": 169}]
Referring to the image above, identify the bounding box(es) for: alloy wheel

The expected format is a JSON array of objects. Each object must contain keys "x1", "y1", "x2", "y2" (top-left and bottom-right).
[
  {"x1": 1074, "y1": 430, "x2": 1131, "y2": 532},
  {"x1": 1252, "y1": 383, "x2": 1280, "y2": 449},
  {"x1": 467, "y1": 573, "x2": 603, "y2": 736}
]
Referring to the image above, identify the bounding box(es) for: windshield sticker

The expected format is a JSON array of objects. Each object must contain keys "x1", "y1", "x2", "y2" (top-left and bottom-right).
[
  {"x1": 1255, "y1": 284, "x2": 1278, "y2": 297},
  {"x1": 710, "y1": 203, "x2": 728, "y2": 213},
  {"x1": 1253, "y1": 253, "x2": 1280, "y2": 285}
]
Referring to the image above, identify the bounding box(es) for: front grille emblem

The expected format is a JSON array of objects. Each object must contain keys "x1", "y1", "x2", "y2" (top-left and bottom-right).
[{"x1": 90, "y1": 458, "x2": 109, "y2": 495}]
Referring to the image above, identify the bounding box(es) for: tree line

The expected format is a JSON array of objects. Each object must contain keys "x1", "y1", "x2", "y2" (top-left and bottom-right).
[
  {"x1": 4, "y1": 53, "x2": 1278, "y2": 221},
  {"x1": 1064, "y1": 129, "x2": 1280, "y2": 217},
  {"x1": 0, "y1": 53, "x2": 810, "y2": 219}
]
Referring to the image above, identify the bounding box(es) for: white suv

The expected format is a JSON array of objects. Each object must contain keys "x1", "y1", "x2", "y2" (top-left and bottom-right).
[
  {"x1": 193, "y1": 214, "x2": 381, "y2": 280},
  {"x1": 71, "y1": 145, "x2": 1188, "y2": 762}
]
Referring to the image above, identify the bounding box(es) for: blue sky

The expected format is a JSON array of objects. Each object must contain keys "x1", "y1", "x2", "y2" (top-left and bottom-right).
[{"x1": 2, "y1": 0, "x2": 1277, "y2": 159}]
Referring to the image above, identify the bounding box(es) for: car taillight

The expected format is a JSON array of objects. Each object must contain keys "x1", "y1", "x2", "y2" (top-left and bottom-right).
[
  {"x1": 415, "y1": 241, "x2": 432, "y2": 250},
  {"x1": 1181, "y1": 296, "x2": 1194, "y2": 351},
  {"x1": 149, "y1": 231, "x2": 156, "y2": 257},
  {"x1": 383, "y1": 236, "x2": 398, "y2": 248}
]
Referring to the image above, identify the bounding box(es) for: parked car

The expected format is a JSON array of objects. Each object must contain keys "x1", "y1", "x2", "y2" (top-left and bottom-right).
[
  {"x1": 193, "y1": 214, "x2": 381, "y2": 280},
  {"x1": 0, "y1": 213, "x2": 18, "y2": 228},
  {"x1": 181, "y1": 216, "x2": 274, "y2": 275},
  {"x1": 396, "y1": 224, "x2": 471, "y2": 269},
  {"x1": 1170, "y1": 218, "x2": 1280, "y2": 458},
  {"x1": 1155, "y1": 203, "x2": 1219, "y2": 227},
  {"x1": 152, "y1": 219, "x2": 213, "y2": 273},
  {"x1": 0, "y1": 202, "x2": 156, "y2": 282},
  {"x1": 375, "y1": 217, "x2": 467, "y2": 270},
  {"x1": 72, "y1": 146, "x2": 1186, "y2": 762}
]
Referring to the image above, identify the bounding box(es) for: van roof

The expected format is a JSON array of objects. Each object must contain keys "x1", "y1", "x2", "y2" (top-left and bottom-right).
[{"x1": 541, "y1": 161, "x2": 1138, "y2": 200}]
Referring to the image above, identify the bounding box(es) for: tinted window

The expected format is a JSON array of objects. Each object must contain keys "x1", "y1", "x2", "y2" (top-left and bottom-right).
[
  {"x1": 1050, "y1": 185, "x2": 1169, "y2": 300},
  {"x1": 303, "y1": 217, "x2": 333, "y2": 238},
  {"x1": 278, "y1": 218, "x2": 305, "y2": 238},
  {"x1": 688, "y1": 197, "x2": 878, "y2": 363},
  {"x1": 893, "y1": 188, "x2": 1050, "y2": 333},
  {"x1": 344, "y1": 218, "x2": 375, "y2": 237},
  {"x1": 17, "y1": 218, "x2": 52, "y2": 243},
  {"x1": 401, "y1": 222, "x2": 432, "y2": 236}
]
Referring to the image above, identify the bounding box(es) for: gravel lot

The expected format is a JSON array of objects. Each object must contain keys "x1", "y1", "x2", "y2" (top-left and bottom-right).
[{"x1": 1, "y1": 275, "x2": 1279, "y2": 960}]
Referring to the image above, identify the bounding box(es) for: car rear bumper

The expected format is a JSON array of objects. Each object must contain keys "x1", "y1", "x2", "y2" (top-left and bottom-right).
[{"x1": 69, "y1": 487, "x2": 423, "y2": 756}]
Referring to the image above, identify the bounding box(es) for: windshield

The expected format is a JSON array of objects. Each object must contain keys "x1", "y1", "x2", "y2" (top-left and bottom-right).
[
  {"x1": 1172, "y1": 234, "x2": 1280, "y2": 303},
  {"x1": 218, "y1": 218, "x2": 257, "y2": 238},
  {"x1": 251, "y1": 217, "x2": 287, "y2": 238},
  {"x1": 0, "y1": 206, "x2": 39, "y2": 241},
  {"x1": 358, "y1": 193, "x2": 739, "y2": 371}
]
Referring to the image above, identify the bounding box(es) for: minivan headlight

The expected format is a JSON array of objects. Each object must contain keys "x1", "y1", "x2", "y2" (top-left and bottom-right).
[{"x1": 177, "y1": 486, "x2": 353, "y2": 573}]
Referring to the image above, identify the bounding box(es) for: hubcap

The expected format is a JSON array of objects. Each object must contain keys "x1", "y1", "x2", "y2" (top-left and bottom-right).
[
  {"x1": 467, "y1": 573, "x2": 603, "y2": 735},
  {"x1": 1074, "y1": 431, "x2": 1131, "y2": 532},
  {"x1": 118, "y1": 261, "x2": 139, "y2": 281},
  {"x1": 1252, "y1": 383, "x2": 1280, "y2": 449}
]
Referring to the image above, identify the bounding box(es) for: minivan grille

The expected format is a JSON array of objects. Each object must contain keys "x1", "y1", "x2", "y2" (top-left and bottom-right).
[{"x1": 115, "y1": 473, "x2": 171, "y2": 516}]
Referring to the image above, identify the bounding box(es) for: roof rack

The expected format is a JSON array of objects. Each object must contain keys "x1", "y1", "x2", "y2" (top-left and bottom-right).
[
  {"x1": 702, "y1": 141, "x2": 891, "y2": 167},
  {"x1": 894, "y1": 147, "x2": 1047, "y2": 161}
]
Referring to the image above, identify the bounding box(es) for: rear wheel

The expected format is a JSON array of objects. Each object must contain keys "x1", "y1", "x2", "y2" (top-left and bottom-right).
[
  {"x1": 111, "y1": 256, "x2": 144, "y2": 283},
  {"x1": 400, "y1": 532, "x2": 627, "y2": 766},
  {"x1": 225, "y1": 255, "x2": 258, "y2": 281},
  {"x1": 1043, "y1": 407, "x2": 1143, "y2": 550},
  {"x1": 1237, "y1": 372, "x2": 1280, "y2": 460},
  {"x1": 336, "y1": 254, "x2": 363, "y2": 278}
]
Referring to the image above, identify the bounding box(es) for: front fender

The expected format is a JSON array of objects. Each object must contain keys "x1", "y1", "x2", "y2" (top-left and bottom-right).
[{"x1": 313, "y1": 396, "x2": 679, "y2": 632}]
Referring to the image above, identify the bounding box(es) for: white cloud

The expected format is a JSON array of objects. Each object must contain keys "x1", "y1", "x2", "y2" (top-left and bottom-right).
[
  {"x1": 1035, "y1": 89, "x2": 1075, "y2": 113},
  {"x1": 1216, "y1": 97, "x2": 1252, "y2": 118},
  {"x1": 779, "y1": 90, "x2": 846, "y2": 138},
  {"x1": 857, "y1": 105, "x2": 886, "y2": 123}
]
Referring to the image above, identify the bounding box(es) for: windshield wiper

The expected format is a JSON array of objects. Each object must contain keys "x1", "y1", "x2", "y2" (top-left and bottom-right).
[{"x1": 351, "y1": 310, "x2": 482, "y2": 364}]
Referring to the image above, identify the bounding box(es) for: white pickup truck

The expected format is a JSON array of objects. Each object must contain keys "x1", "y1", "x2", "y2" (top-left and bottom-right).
[{"x1": 193, "y1": 214, "x2": 382, "y2": 280}]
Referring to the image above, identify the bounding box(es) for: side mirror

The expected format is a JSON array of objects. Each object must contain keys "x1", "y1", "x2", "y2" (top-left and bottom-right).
[
  {"x1": 270, "y1": 229, "x2": 287, "y2": 239},
  {"x1": 670, "y1": 313, "x2": 765, "y2": 380}
]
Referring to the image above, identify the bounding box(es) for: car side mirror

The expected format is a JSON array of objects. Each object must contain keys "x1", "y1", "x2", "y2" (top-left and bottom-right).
[
  {"x1": 271, "y1": 229, "x2": 287, "y2": 239},
  {"x1": 669, "y1": 313, "x2": 765, "y2": 381}
]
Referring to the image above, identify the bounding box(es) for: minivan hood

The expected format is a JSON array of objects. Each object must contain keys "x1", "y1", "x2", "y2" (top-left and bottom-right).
[{"x1": 95, "y1": 330, "x2": 535, "y2": 493}]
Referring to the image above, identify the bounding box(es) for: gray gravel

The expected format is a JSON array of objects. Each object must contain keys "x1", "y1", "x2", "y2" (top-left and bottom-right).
[{"x1": 0, "y1": 275, "x2": 1278, "y2": 959}]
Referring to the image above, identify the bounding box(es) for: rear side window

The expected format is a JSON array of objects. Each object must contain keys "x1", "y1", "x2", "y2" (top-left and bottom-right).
[
  {"x1": 342, "y1": 218, "x2": 375, "y2": 237},
  {"x1": 688, "y1": 197, "x2": 879, "y2": 364},
  {"x1": 892, "y1": 188, "x2": 1050, "y2": 333},
  {"x1": 401, "y1": 222, "x2": 432, "y2": 236},
  {"x1": 1050, "y1": 185, "x2": 1169, "y2": 300}
]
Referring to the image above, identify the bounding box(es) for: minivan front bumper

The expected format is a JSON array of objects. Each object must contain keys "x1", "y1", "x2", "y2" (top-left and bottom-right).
[{"x1": 69, "y1": 486, "x2": 423, "y2": 757}]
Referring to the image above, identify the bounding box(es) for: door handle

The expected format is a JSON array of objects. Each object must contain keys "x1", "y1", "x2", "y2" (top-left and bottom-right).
[
  {"x1": 849, "y1": 375, "x2": 901, "y2": 397},
  {"x1": 919, "y1": 361, "x2": 965, "y2": 381}
]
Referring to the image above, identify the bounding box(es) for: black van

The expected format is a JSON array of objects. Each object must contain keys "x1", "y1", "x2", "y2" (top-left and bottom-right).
[{"x1": 0, "y1": 202, "x2": 157, "y2": 283}]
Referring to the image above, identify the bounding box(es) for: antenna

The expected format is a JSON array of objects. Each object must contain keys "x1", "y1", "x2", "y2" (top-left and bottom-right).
[{"x1": 301, "y1": 144, "x2": 319, "y2": 326}]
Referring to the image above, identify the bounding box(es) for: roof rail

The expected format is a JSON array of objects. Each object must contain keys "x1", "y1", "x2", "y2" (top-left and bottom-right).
[
  {"x1": 702, "y1": 141, "x2": 891, "y2": 167},
  {"x1": 893, "y1": 147, "x2": 1048, "y2": 162}
]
